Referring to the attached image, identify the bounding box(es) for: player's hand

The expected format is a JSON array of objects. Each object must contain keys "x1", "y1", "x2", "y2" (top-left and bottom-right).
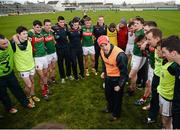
[
  {"x1": 114, "y1": 86, "x2": 120, "y2": 92},
  {"x1": 50, "y1": 28, "x2": 54, "y2": 32},
  {"x1": 28, "y1": 37, "x2": 32, "y2": 42},
  {"x1": 140, "y1": 42, "x2": 146, "y2": 50},
  {"x1": 12, "y1": 34, "x2": 20, "y2": 44},
  {"x1": 101, "y1": 72, "x2": 105, "y2": 79}
]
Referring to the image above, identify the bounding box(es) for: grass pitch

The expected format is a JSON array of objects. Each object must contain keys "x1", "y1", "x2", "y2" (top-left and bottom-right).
[{"x1": 0, "y1": 10, "x2": 180, "y2": 128}]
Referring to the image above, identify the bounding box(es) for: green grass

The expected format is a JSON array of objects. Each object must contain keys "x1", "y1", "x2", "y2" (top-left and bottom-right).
[{"x1": 0, "y1": 10, "x2": 180, "y2": 128}]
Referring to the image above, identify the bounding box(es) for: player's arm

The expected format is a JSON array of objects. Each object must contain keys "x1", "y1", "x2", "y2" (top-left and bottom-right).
[
  {"x1": 140, "y1": 41, "x2": 148, "y2": 50},
  {"x1": 116, "y1": 52, "x2": 129, "y2": 87},
  {"x1": 80, "y1": 29, "x2": 83, "y2": 40},
  {"x1": 28, "y1": 31, "x2": 36, "y2": 52},
  {"x1": 12, "y1": 34, "x2": 20, "y2": 44},
  {"x1": 101, "y1": 60, "x2": 106, "y2": 79}
]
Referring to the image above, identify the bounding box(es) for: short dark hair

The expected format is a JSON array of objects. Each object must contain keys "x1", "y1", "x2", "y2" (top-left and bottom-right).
[
  {"x1": 33, "y1": 20, "x2": 42, "y2": 26},
  {"x1": 146, "y1": 28, "x2": 162, "y2": 39},
  {"x1": 16, "y1": 26, "x2": 27, "y2": 34},
  {"x1": 0, "y1": 34, "x2": 5, "y2": 40},
  {"x1": 144, "y1": 21, "x2": 157, "y2": 27},
  {"x1": 109, "y1": 23, "x2": 116, "y2": 28},
  {"x1": 57, "y1": 16, "x2": 65, "y2": 21},
  {"x1": 161, "y1": 35, "x2": 180, "y2": 54},
  {"x1": 128, "y1": 22, "x2": 134, "y2": 28},
  {"x1": 72, "y1": 18, "x2": 79, "y2": 23},
  {"x1": 134, "y1": 17, "x2": 144, "y2": 24},
  {"x1": 84, "y1": 16, "x2": 91, "y2": 21},
  {"x1": 83, "y1": 15, "x2": 88, "y2": 19},
  {"x1": 43, "y1": 19, "x2": 51, "y2": 25},
  {"x1": 73, "y1": 16, "x2": 80, "y2": 22}
]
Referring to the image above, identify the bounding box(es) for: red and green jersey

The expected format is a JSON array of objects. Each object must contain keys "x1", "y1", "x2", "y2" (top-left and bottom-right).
[
  {"x1": 41, "y1": 29, "x2": 56, "y2": 54},
  {"x1": 28, "y1": 30, "x2": 46, "y2": 57},
  {"x1": 81, "y1": 25, "x2": 94, "y2": 47},
  {"x1": 133, "y1": 29, "x2": 144, "y2": 56}
]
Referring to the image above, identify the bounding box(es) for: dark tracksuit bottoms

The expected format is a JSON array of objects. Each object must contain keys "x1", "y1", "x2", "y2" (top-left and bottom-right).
[
  {"x1": 105, "y1": 77, "x2": 124, "y2": 117},
  {"x1": 68, "y1": 29, "x2": 84, "y2": 79},
  {"x1": 94, "y1": 41, "x2": 100, "y2": 72},
  {"x1": 148, "y1": 74, "x2": 160, "y2": 120},
  {"x1": 137, "y1": 58, "x2": 148, "y2": 87},
  {"x1": 70, "y1": 47, "x2": 84, "y2": 79},
  {"x1": 0, "y1": 72, "x2": 29, "y2": 111},
  {"x1": 56, "y1": 45, "x2": 71, "y2": 79}
]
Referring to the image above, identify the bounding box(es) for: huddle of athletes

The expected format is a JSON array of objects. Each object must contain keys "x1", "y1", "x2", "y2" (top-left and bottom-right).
[{"x1": 0, "y1": 14, "x2": 180, "y2": 129}]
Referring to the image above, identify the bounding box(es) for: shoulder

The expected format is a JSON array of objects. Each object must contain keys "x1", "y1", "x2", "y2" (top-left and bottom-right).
[
  {"x1": 51, "y1": 25, "x2": 59, "y2": 31},
  {"x1": 117, "y1": 52, "x2": 127, "y2": 59},
  {"x1": 116, "y1": 52, "x2": 128, "y2": 65},
  {"x1": 167, "y1": 62, "x2": 177, "y2": 75},
  {"x1": 28, "y1": 30, "x2": 34, "y2": 37},
  {"x1": 10, "y1": 39, "x2": 16, "y2": 52},
  {"x1": 41, "y1": 29, "x2": 46, "y2": 35}
]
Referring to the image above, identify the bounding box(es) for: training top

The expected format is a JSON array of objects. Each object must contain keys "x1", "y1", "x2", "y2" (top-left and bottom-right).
[
  {"x1": 0, "y1": 42, "x2": 14, "y2": 77},
  {"x1": 93, "y1": 24, "x2": 107, "y2": 42},
  {"x1": 101, "y1": 44, "x2": 129, "y2": 87},
  {"x1": 68, "y1": 28, "x2": 82, "y2": 49},
  {"x1": 13, "y1": 40, "x2": 35, "y2": 72},
  {"x1": 167, "y1": 62, "x2": 180, "y2": 114},
  {"x1": 107, "y1": 28, "x2": 118, "y2": 46},
  {"x1": 52, "y1": 24, "x2": 69, "y2": 48},
  {"x1": 157, "y1": 61, "x2": 175, "y2": 100},
  {"x1": 154, "y1": 49, "x2": 163, "y2": 77}
]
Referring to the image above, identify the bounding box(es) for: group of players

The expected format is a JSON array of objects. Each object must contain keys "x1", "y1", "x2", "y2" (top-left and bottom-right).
[{"x1": 0, "y1": 14, "x2": 180, "y2": 129}]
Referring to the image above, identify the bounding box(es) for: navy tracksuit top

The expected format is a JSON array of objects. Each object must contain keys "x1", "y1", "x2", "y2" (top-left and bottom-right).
[{"x1": 68, "y1": 29, "x2": 82, "y2": 49}]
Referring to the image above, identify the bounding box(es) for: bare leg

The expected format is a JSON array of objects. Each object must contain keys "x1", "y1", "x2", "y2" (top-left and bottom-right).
[{"x1": 129, "y1": 69, "x2": 138, "y2": 92}]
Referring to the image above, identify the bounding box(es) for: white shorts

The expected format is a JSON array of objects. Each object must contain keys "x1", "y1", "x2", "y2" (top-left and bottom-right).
[
  {"x1": 159, "y1": 95, "x2": 172, "y2": 117},
  {"x1": 125, "y1": 44, "x2": 134, "y2": 55},
  {"x1": 131, "y1": 55, "x2": 146, "y2": 71},
  {"x1": 47, "y1": 52, "x2": 57, "y2": 64},
  {"x1": 82, "y1": 46, "x2": 95, "y2": 55},
  {"x1": 20, "y1": 68, "x2": 35, "y2": 78},
  {"x1": 34, "y1": 56, "x2": 48, "y2": 70},
  {"x1": 147, "y1": 64, "x2": 154, "y2": 85}
]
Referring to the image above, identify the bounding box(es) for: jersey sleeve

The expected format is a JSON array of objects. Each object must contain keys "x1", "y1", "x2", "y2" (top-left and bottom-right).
[
  {"x1": 116, "y1": 52, "x2": 129, "y2": 87},
  {"x1": 28, "y1": 31, "x2": 33, "y2": 38}
]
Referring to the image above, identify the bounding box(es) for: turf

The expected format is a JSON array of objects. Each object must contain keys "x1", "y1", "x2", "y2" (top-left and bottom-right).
[{"x1": 0, "y1": 10, "x2": 179, "y2": 128}]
